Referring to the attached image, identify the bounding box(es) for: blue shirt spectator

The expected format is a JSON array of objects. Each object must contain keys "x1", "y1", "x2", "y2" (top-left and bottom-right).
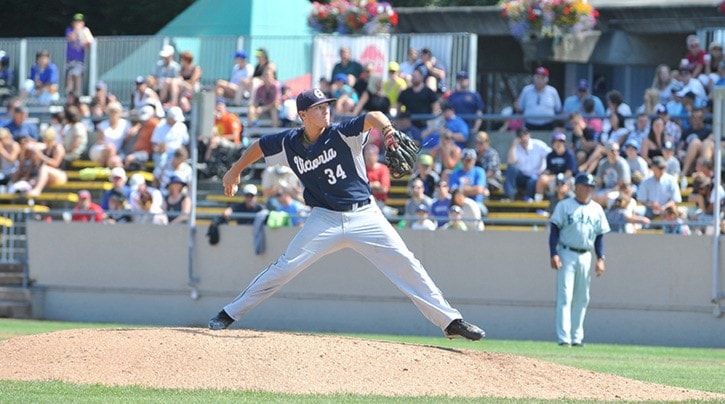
[
  {"x1": 563, "y1": 79, "x2": 605, "y2": 116},
  {"x1": 448, "y1": 148, "x2": 487, "y2": 204},
  {"x1": 3, "y1": 106, "x2": 39, "y2": 142},
  {"x1": 447, "y1": 71, "x2": 484, "y2": 132}
]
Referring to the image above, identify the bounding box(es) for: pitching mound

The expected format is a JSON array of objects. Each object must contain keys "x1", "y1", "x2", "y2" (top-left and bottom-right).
[{"x1": 0, "y1": 327, "x2": 721, "y2": 401}]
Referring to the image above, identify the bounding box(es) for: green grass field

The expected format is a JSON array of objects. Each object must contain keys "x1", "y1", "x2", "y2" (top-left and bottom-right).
[{"x1": 0, "y1": 319, "x2": 723, "y2": 403}]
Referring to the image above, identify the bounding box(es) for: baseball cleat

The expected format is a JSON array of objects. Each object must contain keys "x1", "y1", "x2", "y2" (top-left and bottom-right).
[
  {"x1": 444, "y1": 319, "x2": 485, "y2": 341},
  {"x1": 208, "y1": 309, "x2": 234, "y2": 330},
  {"x1": 559, "y1": 342, "x2": 572, "y2": 347},
  {"x1": 572, "y1": 342, "x2": 585, "y2": 347}
]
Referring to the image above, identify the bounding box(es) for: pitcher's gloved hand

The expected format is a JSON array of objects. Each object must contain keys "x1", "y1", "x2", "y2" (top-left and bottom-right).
[{"x1": 384, "y1": 130, "x2": 420, "y2": 179}]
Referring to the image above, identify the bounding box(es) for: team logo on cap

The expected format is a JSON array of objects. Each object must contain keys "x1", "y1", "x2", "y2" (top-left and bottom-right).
[{"x1": 313, "y1": 89, "x2": 324, "y2": 99}]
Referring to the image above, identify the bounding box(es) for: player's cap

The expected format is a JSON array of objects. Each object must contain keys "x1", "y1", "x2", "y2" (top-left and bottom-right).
[
  {"x1": 535, "y1": 66, "x2": 549, "y2": 77},
  {"x1": 555, "y1": 173, "x2": 567, "y2": 186},
  {"x1": 166, "y1": 106, "x2": 185, "y2": 122},
  {"x1": 388, "y1": 61, "x2": 400, "y2": 72},
  {"x1": 574, "y1": 172, "x2": 596, "y2": 187},
  {"x1": 654, "y1": 104, "x2": 667, "y2": 114},
  {"x1": 110, "y1": 167, "x2": 126, "y2": 181},
  {"x1": 135, "y1": 75, "x2": 145, "y2": 85},
  {"x1": 449, "y1": 205, "x2": 463, "y2": 214},
  {"x1": 624, "y1": 139, "x2": 639, "y2": 150},
  {"x1": 78, "y1": 190, "x2": 91, "y2": 200},
  {"x1": 651, "y1": 155, "x2": 667, "y2": 168},
  {"x1": 456, "y1": 70, "x2": 469, "y2": 80},
  {"x1": 416, "y1": 203, "x2": 429, "y2": 213},
  {"x1": 73, "y1": 13, "x2": 84, "y2": 21},
  {"x1": 663, "y1": 140, "x2": 675, "y2": 150},
  {"x1": 159, "y1": 45, "x2": 174, "y2": 58},
  {"x1": 576, "y1": 78, "x2": 589, "y2": 90},
  {"x1": 234, "y1": 50, "x2": 248, "y2": 59},
  {"x1": 242, "y1": 184, "x2": 258, "y2": 196},
  {"x1": 551, "y1": 131, "x2": 566, "y2": 143},
  {"x1": 461, "y1": 148, "x2": 477, "y2": 160},
  {"x1": 418, "y1": 154, "x2": 433, "y2": 166},
  {"x1": 139, "y1": 105, "x2": 155, "y2": 121},
  {"x1": 296, "y1": 88, "x2": 337, "y2": 112}
]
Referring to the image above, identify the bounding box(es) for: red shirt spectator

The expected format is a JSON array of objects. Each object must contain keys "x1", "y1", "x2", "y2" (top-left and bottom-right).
[
  {"x1": 72, "y1": 190, "x2": 104, "y2": 222},
  {"x1": 364, "y1": 144, "x2": 390, "y2": 202},
  {"x1": 684, "y1": 35, "x2": 706, "y2": 78}
]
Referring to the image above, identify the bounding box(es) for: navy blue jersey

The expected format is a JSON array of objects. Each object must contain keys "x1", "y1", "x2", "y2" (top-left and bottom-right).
[{"x1": 258, "y1": 115, "x2": 372, "y2": 211}]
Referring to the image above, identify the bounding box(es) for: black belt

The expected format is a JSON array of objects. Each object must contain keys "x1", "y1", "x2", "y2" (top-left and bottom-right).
[
  {"x1": 559, "y1": 244, "x2": 589, "y2": 254},
  {"x1": 337, "y1": 198, "x2": 372, "y2": 212}
]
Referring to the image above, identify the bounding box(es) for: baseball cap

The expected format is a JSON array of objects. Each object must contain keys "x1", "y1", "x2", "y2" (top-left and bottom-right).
[
  {"x1": 159, "y1": 45, "x2": 174, "y2": 58},
  {"x1": 576, "y1": 78, "x2": 589, "y2": 90},
  {"x1": 333, "y1": 73, "x2": 348, "y2": 84},
  {"x1": 166, "y1": 106, "x2": 185, "y2": 122},
  {"x1": 654, "y1": 104, "x2": 667, "y2": 114},
  {"x1": 624, "y1": 139, "x2": 640, "y2": 149},
  {"x1": 295, "y1": 88, "x2": 337, "y2": 112},
  {"x1": 461, "y1": 148, "x2": 477, "y2": 160},
  {"x1": 73, "y1": 13, "x2": 84, "y2": 21},
  {"x1": 651, "y1": 155, "x2": 667, "y2": 168},
  {"x1": 419, "y1": 154, "x2": 433, "y2": 166},
  {"x1": 555, "y1": 173, "x2": 567, "y2": 185},
  {"x1": 78, "y1": 190, "x2": 91, "y2": 199},
  {"x1": 110, "y1": 167, "x2": 127, "y2": 181},
  {"x1": 535, "y1": 66, "x2": 549, "y2": 77},
  {"x1": 255, "y1": 48, "x2": 267, "y2": 58},
  {"x1": 574, "y1": 173, "x2": 596, "y2": 187},
  {"x1": 242, "y1": 184, "x2": 258, "y2": 196},
  {"x1": 663, "y1": 140, "x2": 675, "y2": 150},
  {"x1": 135, "y1": 75, "x2": 145, "y2": 85},
  {"x1": 166, "y1": 175, "x2": 187, "y2": 188},
  {"x1": 388, "y1": 61, "x2": 400, "y2": 72},
  {"x1": 234, "y1": 50, "x2": 248, "y2": 59},
  {"x1": 551, "y1": 131, "x2": 566, "y2": 143},
  {"x1": 415, "y1": 203, "x2": 429, "y2": 213},
  {"x1": 449, "y1": 205, "x2": 463, "y2": 214},
  {"x1": 128, "y1": 173, "x2": 146, "y2": 192},
  {"x1": 456, "y1": 70, "x2": 469, "y2": 80},
  {"x1": 139, "y1": 105, "x2": 155, "y2": 121}
]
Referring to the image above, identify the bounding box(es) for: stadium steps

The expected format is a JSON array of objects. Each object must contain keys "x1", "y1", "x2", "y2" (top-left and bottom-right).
[{"x1": 0, "y1": 285, "x2": 31, "y2": 319}]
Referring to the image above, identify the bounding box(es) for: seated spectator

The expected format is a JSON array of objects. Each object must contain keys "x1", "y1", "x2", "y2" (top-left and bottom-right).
[
  {"x1": 330, "y1": 46, "x2": 363, "y2": 86},
  {"x1": 637, "y1": 87, "x2": 661, "y2": 116},
  {"x1": 606, "y1": 193, "x2": 650, "y2": 234},
  {"x1": 581, "y1": 97, "x2": 603, "y2": 133},
  {"x1": 163, "y1": 175, "x2": 190, "y2": 224},
  {"x1": 593, "y1": 142, "x2": 631, "y2": 206},
  {"x1": 12, "y1": 130, "x2": 67, "y2": 196},
  {"x1": 688, "y1": 172, "x2": 724, "y2": 235},
  {"x1": 247, "y1": 67, "x2": 281, "y2": 127},
  {"x1": 353, "y1": 76, "x2": 391, "y2": 116},
  {"x1": 71, "y1": 190, "x2": 104, "y2": 222},
  {"x1": 0, "y1": 51, "x2": 15, "y2": 103},
  {"x1": 517, "y1": 66, "x2": 561, "y2": 131},
  {"x1": 261, "y1": 164, "x2": 303, "y2": 211},
  {"x1": 93, "y1": 80, "x2": 115, "y2": 111},
  {"x1": 278, "y1": 85, "x2": 298, "y2": 127},
  {"x1": 640, "y1": 116, "x2": 668, "y2": 166},
  {"x1": 602, "y1": 90, "x2": 632, "y2": 134},
  {"x1": 151, "y1": 106, "x2": 189, "y2": 171},
  {"x1": 441, "y1": 203, "x2": 467, "y2": 231},
  {"x1": 450, "y1": 187, "x2": 483, "y2": 231},
  {"x1": 684, "y1": 34, "x2": 706, "y2": 81},
  {"x1": 547, "y1": 173, "x2": 573, "y2": 216},
  {"x1": 681, "y1": 108, "x2": 712, "y2": 176},
  {"x1": 0, "y1": 127, "x2": 20, "y2": 187},
  {"x1": 275, "y1": 188, "x2": 308, "y2": 227},
  {"x1": 154, "y1": 146, "x2": 191, "y2": 195},
  {"x1": 252, "y1": 48, "x2": 276, "y2": 91},
  {"x1": 474, "y1": 131, "x2": 503, "y2": 192},
  {"x1": 62, "y1": 105, "x2": 88, "y2": 165},
  {"x1": 200, "y1": 99, "x2": 243, "y2": 163},
  {"x1": 623, "y1": 139, "x2": 649, "y2": 186},
  {"x1": 638, "y1": 156, "x2": 682, "y2": 218},
  {"x1": 676, "y1": 65, "x2": 707, "y2": 107},
  {"x1": 662, "y1": 205, "x2": 691, "y2": 235},
  {"x1": 504, "y1": 127, "x2": 551, "y2": 201},
  {"x1": 429, "y1": 129, "x2": 461, "y2": 173},
  {"x1": 330, "y1": 73, "x2": 358, "y2": 116},
  {"x1": 21, "y1": 49, "x2": 59, "y2": 105},
  {"x1": 407, "y1": 154, "x2": 438, "y2": 198},
  {"x1": 563, "y1": 78, "x2": 605, "y2": 116},
  {"x1": 130, "y1": 75, "x2": 163, "y2": 118},
  {"x1": 89, "y1": 101, "x2": 130, "y2": 167},
  {"x1": 397, "y1": 67, "x2": 440, "y2": 130},
  {"x1": 410, "y1": 204, "x2": 437, "y2": 231},
  {"x1": 104, "y1": 190, "x2": 132, "y2": 224},
  {"x1": 413, "y1": 48, "x2": 447, "y2": 94},
  {"x1": 153, "y1": 45, "x2": 181, "y2": 107},
  {"x1": 223, "y1": 183, "x2": 265, "y2": 225},
  {"x1": 581, "y1": 112, "x2": 628, "y2": 174},
  {"x1": 535, "y1": 131, "x2": 577, "y2": 202},
  {"x1": 364, "y1": 144, "x2": 391, "y2": 205},
  {"x1": 628, "y1": 112, "x2": 650, "y2": 154},
  {"x1": 569, "y1": 112, "x2": 600, "y2": 173},
  {"x1": 447, "y1": 70, "x2": 485, "y2": 133},
  {"x1": 353, "y1": 63, "x2": 373, "y2": 98},
  {"x1": 382, "y1": 61, "x2": 407, "y2": 110},
  {"x1": 652, "y1": 64, "x2": 679, "y2": 105},
  {"x1": 4, "y1": 105, "x2": 39, "y2": 142},
  {"x1": 448, "y1": 148, "x2": 488, "y2": 215},
  {"x1": 215, "y1": 50, "x2": 254, "y2": 105},
  {"x1": 661, "y1": 140, "x2": 681, "y2": 180},
  {"x1": 178, "y1": 51, "x2": 202, "y2": 112},
  {"x1": 124, "y1": 105, "x2": 159, "y2": 170},
  {"x1": 430, "y1": 180, "x2": 452, "y2": 227},
  {"x1": 128, "y1": 173, "x2": 167, "y2": 225},
  {"x1": 403, "y1": 178, "x2": 432, "y2": 227},
  {"x1": 100, "y1": 166, "x2": 130, "y2": 210},
  {"x1": 398, "y1": 47, "x2": 419, "y2": 85}
]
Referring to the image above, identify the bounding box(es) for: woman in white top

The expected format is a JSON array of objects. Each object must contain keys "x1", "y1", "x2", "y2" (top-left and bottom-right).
[
  {"x1": 89, "y1": 101, "x2": 130, "y2": 167},
  {"x1": 450, "y1": 188, "x2": 484, "y2": 231},
  {"x1": 0, "y1": 128, "x2": 20, "y2": 187}
]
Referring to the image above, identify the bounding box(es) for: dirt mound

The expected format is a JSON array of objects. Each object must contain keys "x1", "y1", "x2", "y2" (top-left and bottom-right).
[{"x1": 0, "y1": 328, "x2": 721, "y2": 401}]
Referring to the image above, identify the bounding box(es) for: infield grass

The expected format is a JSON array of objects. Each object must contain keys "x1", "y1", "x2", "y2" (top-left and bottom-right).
[{"x1": 0, "y1": 319, "x2": 723, "y2": 403}]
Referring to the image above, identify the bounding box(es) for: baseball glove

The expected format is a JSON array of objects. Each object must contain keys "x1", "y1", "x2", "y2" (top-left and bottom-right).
[{"x1": 385, "y1": 130, "x2": 420, "y2": 179}]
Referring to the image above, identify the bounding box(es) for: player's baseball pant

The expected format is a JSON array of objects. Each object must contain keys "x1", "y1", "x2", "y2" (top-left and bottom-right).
[
  {"x1": 555, "y1": 248, "x2": 592, "y2": 345},
  {"x1": 223, "y1": 202, "x2": 462, "y2": 331}
]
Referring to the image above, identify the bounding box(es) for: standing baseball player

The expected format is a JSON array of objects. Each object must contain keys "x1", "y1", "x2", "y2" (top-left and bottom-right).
[
  {"x1": 208, "y1": 88, "x2": 485, "y2": 341},
  {"x1": 548, "y1": 173, "x2": 610, "y2": 347}
]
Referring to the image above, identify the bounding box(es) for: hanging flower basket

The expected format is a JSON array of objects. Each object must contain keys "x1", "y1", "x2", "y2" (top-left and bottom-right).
[
  {"x1": 499, "y1": 0, "x2": 599, "y2": 42},
  {"x1": 308, "y1": 0, "x2": 398, "y2": 35}
]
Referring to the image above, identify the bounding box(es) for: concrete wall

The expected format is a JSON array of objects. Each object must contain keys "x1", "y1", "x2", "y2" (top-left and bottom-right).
[{"x1": 27, "y1": 222, "x2": 724, "y2": 347}]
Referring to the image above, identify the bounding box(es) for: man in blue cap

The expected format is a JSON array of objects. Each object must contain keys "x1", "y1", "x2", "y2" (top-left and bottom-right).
[
  {"x1": 446, "y1": 70, "x2": 485, "y2": 137},
  {"x1": 215, "y1": 50, "x2": 254, "y2": 104},
  {"x1": 563, "y1": 78, "x2": 605, "y2": 116},
  {"x1": 548, "y1": 172, "x2": 610, "y2": 347}
]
